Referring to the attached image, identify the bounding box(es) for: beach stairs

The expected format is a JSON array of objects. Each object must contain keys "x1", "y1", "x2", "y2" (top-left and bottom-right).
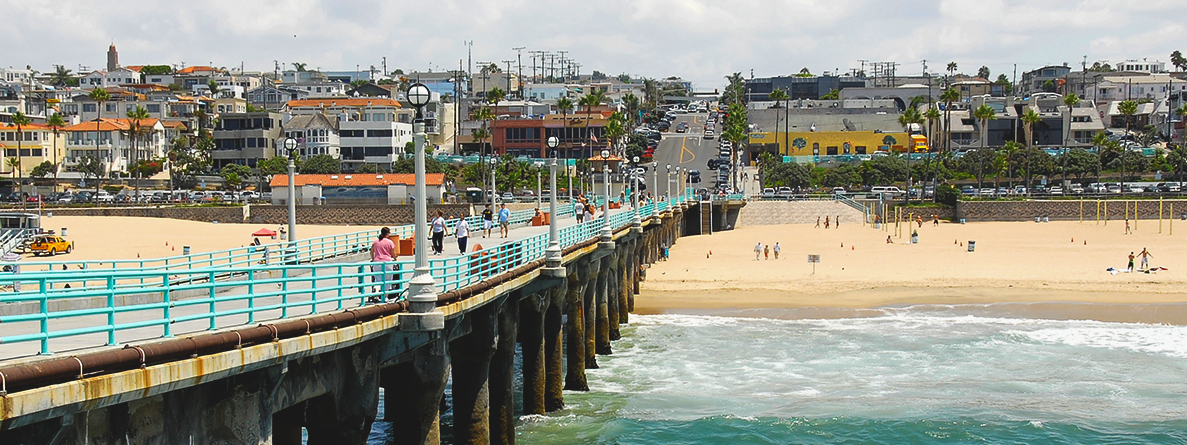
[
  {"x1": 737, "y1": 200, "x2": 865, "y2": 226},
  {"x1": 0, "y1": 229, "x2": 34, "y2": 257}
]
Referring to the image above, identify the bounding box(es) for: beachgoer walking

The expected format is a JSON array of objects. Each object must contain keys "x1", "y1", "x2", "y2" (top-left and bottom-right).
[
  {"x1": 1138, "y1": 247, "x2": 1152, "y2": 270},
  {"x1": 455, "y1": 217, "x2": 470, "y2": 254},
  {"x1": 916, "y1": 215, "x2": 923, "y2": 228},
  {"x1": 933, "y1": 214, "x2": 939, "y2": 226},
  {"x1": 431, "y1": 211, "x2": 448, "y2": 255},
  {"x1": 836, "y1": 215, "x2": 840, "y2": 228},
  {"x1": 824, "y1": 216, "x2": 830, "y2": 229},
  {"x1": 754, "y1": 242, "x2": 762, "y2": 260},
  {"x1": 575, "y1": 200, "x2": 585, "y2": 223},
  {"x1": 816, "y1": 216, "x2": 821, "y2": 228},
  {"x1": 370, "y1": 227, "x2": 396, "y2": 302},
  {"x1": 764, "y1": 244, "x2": 770, "y2": 259},
  {"x1": 1125, "y1": 219, "x2": 1132, "y2": 235},
  {"x1": 1128, "y1": 252, "x2": 1136, "y2": 272},
  {"x1": 773, "y1": 242, "x2": 780, "y2": 259},
  {"x1": 498, "y1": 203, "x2": 511, "y2": 238},
  {"x1": 482, "y1": 204, "x2": 494, "y2": 238}
]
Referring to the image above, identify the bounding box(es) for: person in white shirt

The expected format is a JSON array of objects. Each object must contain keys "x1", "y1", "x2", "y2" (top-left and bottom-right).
[
  {"x1": 754, "y1": 242, "x2": 762, "y2": 260},
  {"x1": 456, "y1": 217, "x2": 470, "y2": 253},
  {"x1": 431, "y1": 211, "x2": 448, "y2": 254},
  {"x1": 773, "y1": 242, "x2": 781, "y2": 259},
  {"x1": 575, "y1": 200, "x2": 585, "y2": 223}
]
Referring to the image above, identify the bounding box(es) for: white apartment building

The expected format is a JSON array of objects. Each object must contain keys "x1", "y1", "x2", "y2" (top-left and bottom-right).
[
  {"x1": 1091, "y1": 74, "x2": 1187, "y2": 102},
  {"x1": 62, "y1": 118, "x2": 167, "y2": 174},
  {"x1": 285, "y1": 98, "x2": 412, "y2": 171}
]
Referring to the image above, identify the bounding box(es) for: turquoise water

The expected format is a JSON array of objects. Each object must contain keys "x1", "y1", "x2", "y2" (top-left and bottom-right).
[{"x1": 514, "y1": 309, "x2": 1187, "y2": 444}]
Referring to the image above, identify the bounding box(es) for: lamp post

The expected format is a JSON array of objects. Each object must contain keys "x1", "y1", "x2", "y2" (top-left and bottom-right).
[
  {"x1": 631, "y1": 155, "x2": 642, "y2": 231},
  {"x1": 665, "y1": 164, "x2": 672, "y2": 202},
  {"x1": 489, "y1": 157, "x2": 498, "y2": 206},
  {"x1": 283, "y1": 137, "x2": 297, "y2": 243},
  {"x1": 600, "y1": 149, "x2": 612, "y2": 241},
  {"x1": 535, "y1": 160, "x2": 543, "y2": 209},
  {"x1": 651, "y1": 161, "x2": 659, "y2": 217},
  {"x1": 545, "y1": 136, "x2": 562, "y2": 269},
  {"x1": 405, "y1": 82, "x2": 438, "y2": 315}
]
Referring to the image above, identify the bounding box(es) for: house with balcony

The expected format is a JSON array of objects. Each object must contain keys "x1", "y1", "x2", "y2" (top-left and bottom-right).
[
  {"x1": 79, "y1": 68, "x2": 141, "y2": 89},
  {"x1": 1019, "y1": 65, "x2": 1072, "y2": 96},
  {"x1": 0, "y1": 121, "x2": 66, "y2": 177},
  {"x1": 247, "y1": 84, "x2": 309, "y2": 111},
  {"x1": 284, "y1": 113, "x2": 340, "y2": 160},
  {"x1": 61, "y1": 117, "x2": 166, "y2": 174},
  {"x1": 210, "y1": 112, "x2": 283, "y2": 168}
]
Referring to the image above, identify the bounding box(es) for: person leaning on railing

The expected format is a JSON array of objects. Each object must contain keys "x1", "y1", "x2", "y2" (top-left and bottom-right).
[{"x1": 369, "y1": 227, "x2": 396, "y2": 303}]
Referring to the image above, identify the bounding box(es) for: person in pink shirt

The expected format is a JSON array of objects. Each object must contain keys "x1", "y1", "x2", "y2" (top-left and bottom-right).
[{"x1": 370, "y1": 227, "x2": 397, "y2": 303}]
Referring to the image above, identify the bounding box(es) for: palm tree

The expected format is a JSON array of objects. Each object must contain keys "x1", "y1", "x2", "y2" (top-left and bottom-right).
[
  {"x1": 126, "y1": 105, "x2": 151, "y2": 195},
  {"x1": 471, "y1": 105, "x2": 495, "y2": 205},
  {"x1": 1117, "y1": 100, "x2": 1139, "y2": 196},
  {"x1": 769, "y1": 88, "x2": 790, "y2": 153},
  {"x1": 898, "y1": 107, "x2": 924, "y2": 203},
  {"x1": 50, "y1": 65, "x2": 74, "y2": 87},
  {"x1": 1060, "y1": 93, "x2": 1080, "y2": 185},
  {"x1": 578, "y1": 89, "x2": 608, "y2": 158},
  {"x1": 46, "y1": 113, "x2": 66, "y2": 193},
  {"x1": 9, "y1": 111, "x2": 29, "y2": 185},
  {"x1": 486, "y1": 86, "x2": 505, "y2": 157},
  {"x1": 1021, "y1": 109, "x2": 1042, "y2": 194},
  {"x1": 1003, "y1": 141, "x2": 1021, "y2": 189},
  {"x1": 604, "y1": 112, "x2": 627, "y2": 155},
  {"x1": 1091, "y1": 131, "x2": 1110, "y2": 187},
  {"x1": 88, "y1": 88, "x2": 111, "y2": 196},
  {"x1": 924, "y1": 106, "x2": 941, "y2": 194},
  {"x1": 974, "y1": 104, "x2": 996, "y2": 191},
  {"x1": 939, "y1": 88, "x2": 961, "y2": 156},
  {"x1": 556, "y1": 97, "x2": 574, "y2": 156}
]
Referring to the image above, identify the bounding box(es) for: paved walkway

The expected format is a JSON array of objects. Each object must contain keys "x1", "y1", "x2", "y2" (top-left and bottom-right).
[{"x1": 0, "y1": 205, "x2": 645, "y2": 362}]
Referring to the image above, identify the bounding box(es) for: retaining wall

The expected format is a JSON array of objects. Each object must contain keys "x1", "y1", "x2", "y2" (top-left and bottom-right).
[{"x1": 955, "y1": 199, "x2": 1187, "y2": 222}]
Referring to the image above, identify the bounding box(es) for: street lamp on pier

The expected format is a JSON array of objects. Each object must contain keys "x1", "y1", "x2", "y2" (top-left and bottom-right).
[
  {"x1": 600, "y1": 149, "x2": 612, "y2": 242},
  {"x1": 631, "y1": 155, "x2": 642, "y2": 232},
  {"x1": 404, "y1": 82, "x2": 440, "y2": 318},
  {"x1": 665, "y1": 163, "x2": 672, "y2": 202},
  {"x1": 283, "y1": 137, "x2": 298, "y2": 243},
  {"x1": 545, "y1": 136, "x2": 562, "y2": 270}
]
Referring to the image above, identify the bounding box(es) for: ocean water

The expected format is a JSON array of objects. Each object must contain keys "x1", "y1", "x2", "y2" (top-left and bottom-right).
[{"x1": 374, "y1": 307, "x2": 1187, "y2": 444}]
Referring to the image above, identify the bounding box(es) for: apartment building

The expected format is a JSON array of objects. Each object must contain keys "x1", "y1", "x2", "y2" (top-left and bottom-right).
[
  {"x1": 0, "y1": 121, "x2": 66, "y2": 177},
  {"x1": 210, "y1": 112, "x2": 283, "y2": 168},
  {"x1": 61, "y1": 118, "x2": 166, "y2": 174}
]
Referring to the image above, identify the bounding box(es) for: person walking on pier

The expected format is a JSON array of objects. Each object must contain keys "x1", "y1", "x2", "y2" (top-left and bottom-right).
[
  {"x1": 431, "y1": 210, "x2": 448, "y2": 255},
  {"x1": 455, "y1": 216, "x2": 470, "y2": 254},
  {"x1": 575, "y1": 199, "x2": 586, "y2": 223},
  {"x1": 498, "y1": 203, "x2": 511, "y2": 238},
  {"x1": 370, "y1": 227, "x2": 396, "y2": 303},
  {"x1": 482, "y1": 204, "x2": 494, "y2": 238}
]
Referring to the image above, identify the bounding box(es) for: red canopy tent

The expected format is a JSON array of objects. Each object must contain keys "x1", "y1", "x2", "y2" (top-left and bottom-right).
[{"x1": 252, "y1": 228, "x2": 277, "y2": 237}]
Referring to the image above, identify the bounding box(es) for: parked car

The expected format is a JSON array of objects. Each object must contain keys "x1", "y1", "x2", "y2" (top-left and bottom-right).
[
  {"x1": 28, "y1": 235, "x2": 73, "y2": 256},
  {"x1": 831, "y1": 187, "x2": 847, "y2": 196},
  {"x1": 761, "y1": 188, "x2": 776, "y2": 198},
  {"x1": 961, "y1": 185, "x2": 976, "y2": 197}
]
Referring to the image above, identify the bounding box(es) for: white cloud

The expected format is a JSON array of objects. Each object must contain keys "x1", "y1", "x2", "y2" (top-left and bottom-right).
[{"x1": 3, "y1": 0, "x2": 1187, "y2": 89}]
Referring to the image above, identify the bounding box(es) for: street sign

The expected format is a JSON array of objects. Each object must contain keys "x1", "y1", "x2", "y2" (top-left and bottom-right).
[{"x1": 808, "y1": 254, "x2": 820, "y2": 274}]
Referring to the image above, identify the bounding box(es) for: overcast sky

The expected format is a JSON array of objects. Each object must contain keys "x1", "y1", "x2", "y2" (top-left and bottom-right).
[{"x1": 6, "y1": 0, "x2": 1186, "y2": 91}]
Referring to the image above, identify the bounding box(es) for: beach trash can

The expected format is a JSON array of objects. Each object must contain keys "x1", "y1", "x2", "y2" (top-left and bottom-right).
[
  {"x1": 911, "y1": 234, "x2": 919, "y2": 244},
  {"x1": 1034, "y1": 216, "x2": 1041, "y2": 223},
  {"x1": 960, "y1": 218, "x2": 966, "y2": 224},
  {"x1": 183, "y1": 246, "x2": 191, "y2": 255},
  {"x1": 967, "y1": 240, "x2": 975, "y2": 252},
  {"x1": 874, "y1": 222, "x2": 881, "y2": 229},
  {"x1": 1043, "y1": 216, "x2": 1050, "y2": 223},
  {"x1": 61, "y1": 228, "x2": 67, "y2": 237},
  {"x1": 2, "y1": 252, "x2": 21, "y2": 293}
]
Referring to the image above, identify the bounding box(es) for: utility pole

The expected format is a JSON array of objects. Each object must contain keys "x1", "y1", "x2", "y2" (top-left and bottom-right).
[
  {"x1": 464, "y1": 40, "x2": 474, "y2": 94},
  {"x1": 513, "y1": 47, "x2": 525, "y2": 99},
  {"x1": 557, "y1": 51, "x2": 569, "y2": 81},
  {"x1": 503, "y1": 60, "x2": 514, "y2": 94}
]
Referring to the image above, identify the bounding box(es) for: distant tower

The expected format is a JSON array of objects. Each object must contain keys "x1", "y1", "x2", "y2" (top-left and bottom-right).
[{"x1": 107, "y1": 43, "x2": 119, "y2": 71}]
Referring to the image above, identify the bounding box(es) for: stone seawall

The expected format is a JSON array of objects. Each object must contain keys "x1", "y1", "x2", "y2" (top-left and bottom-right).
[
  {"x1": 955, "y1": 199, "x2": 1187, "y2": 222},
  {"x1": 50, "y1": 204, "x2": 474, "y2": 225}
]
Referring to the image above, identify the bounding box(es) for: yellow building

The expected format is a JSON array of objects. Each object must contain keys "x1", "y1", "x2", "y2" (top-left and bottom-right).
[
  {"x1": 749, "y1": 130, "x2": 911, "y2": 156},
  {"x1": 0, "y1": 122, "x2": 67, "y2": 177}
]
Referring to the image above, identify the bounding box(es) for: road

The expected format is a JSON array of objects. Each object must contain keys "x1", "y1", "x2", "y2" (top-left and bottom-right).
[{"x1": 647, "y1": 112, "x2": 718, "y2": 198}]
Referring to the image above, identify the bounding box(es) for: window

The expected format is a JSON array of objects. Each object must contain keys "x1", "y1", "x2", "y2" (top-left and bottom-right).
[
  {"x1": 31, "y1": 149, "x2": 42, "y2": 157},
  {"x1": 340, "y1": 130, "x2": 364, "y2": 138},
  {"x1": 505, "y1": 127, "x2": 540, "y2": 143},
  {"x1": 367, "y1": 129, "x2": 393, "y2": 138},
  {"x1": 106, "y1": 104, "x2": 116, "y2": 112},
  {"x1": 247, "y1": 138, "x2": 257, "y2": 148},
  {"x1": 83, "y1": 103, "x2": 97, "y2": 112},
  {"x1": 855, "y1": 146, "x2": 867, "y2": 154},
  {"x1": 146, "y1": 104, "x2": 160, "y2": 113},
  {"x1": 364, "y1": 147, "x2": 390, "y2": 157},
  {"x1": 812, "y1": 143, "x2": 819, "y2": 155},
  {"x1": 826, "y1": 146, "x2": 838, "y2": 155}
]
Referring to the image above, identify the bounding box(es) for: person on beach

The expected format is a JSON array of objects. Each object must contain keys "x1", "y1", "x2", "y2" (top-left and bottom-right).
[
  {"x1": 1125, "y1": 219, "x2": 1132, "y2": 235},
  {"x1": 886, "y1": 235, "x2": 894, "y2": 244},
  {"x1": 764, "y1": 244, "x2": 770, "y2": 259},
  {"x1": 1138, "y1": 248, "x2": 1152, "y2": 270},
  {"x1": 370, "y1": 227, "x2": 396, "y2": 303},
  {"x1": 575, "y1": 200, "x2": 585, "y2": 223},
  {"x1": 916, "y1": 215, "x2": 923, "y2": 228},
  {"x1": 824, "y1": 216, "x2": 830, "y2": 229},
  {"x1": 754, "y1": 242, "x2": 762, "y2": 260},
  {"x1": 455, "y1": 216, "x2": 470, "y2": 254},
  {"x1": 431, "y1": 210, "x2": 448, "y2": 255},
  {"x1": 933, "y1": 214, "x2": 939, "y2": 226},
  {"x1": 836, "y1": 215, "x2": 840, "y2": 228},
  {"x1": 816, "y1": 216, "x2": 821, "y2": 228},
  {"x1": 1128, "y1": 252, "x2": 1136, "y2": 272},
  {"x1": 773, "y1": 242, "x2": 781, "y2": 259},
  {"x1": 482, "y1": 204, "x2": 494, "y2": 238},
  {"x1": 498, "y1": 203, "x2": 511, "y2": 238}
]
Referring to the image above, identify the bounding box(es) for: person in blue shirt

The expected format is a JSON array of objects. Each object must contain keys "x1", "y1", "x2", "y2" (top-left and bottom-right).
[{"x1": 498, "y1": 203, "x2": 511, "y2": 238}]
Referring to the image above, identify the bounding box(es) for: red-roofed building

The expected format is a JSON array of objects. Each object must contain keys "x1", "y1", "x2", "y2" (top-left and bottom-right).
[
  {"x1": 268, "y1": 173, "x2": 446, "y2": 205},
  {"x1": 62, "y1": 117, "x2": 167, "y2": 174}
]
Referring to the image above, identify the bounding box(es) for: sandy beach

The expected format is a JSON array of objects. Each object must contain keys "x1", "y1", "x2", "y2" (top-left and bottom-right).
[
  {"x1": 640, "y1": 218, "x2": 1187, "y2": 323},
  {"x1": 35, "y1": 216, "x2": 382, "y2": 262}
]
